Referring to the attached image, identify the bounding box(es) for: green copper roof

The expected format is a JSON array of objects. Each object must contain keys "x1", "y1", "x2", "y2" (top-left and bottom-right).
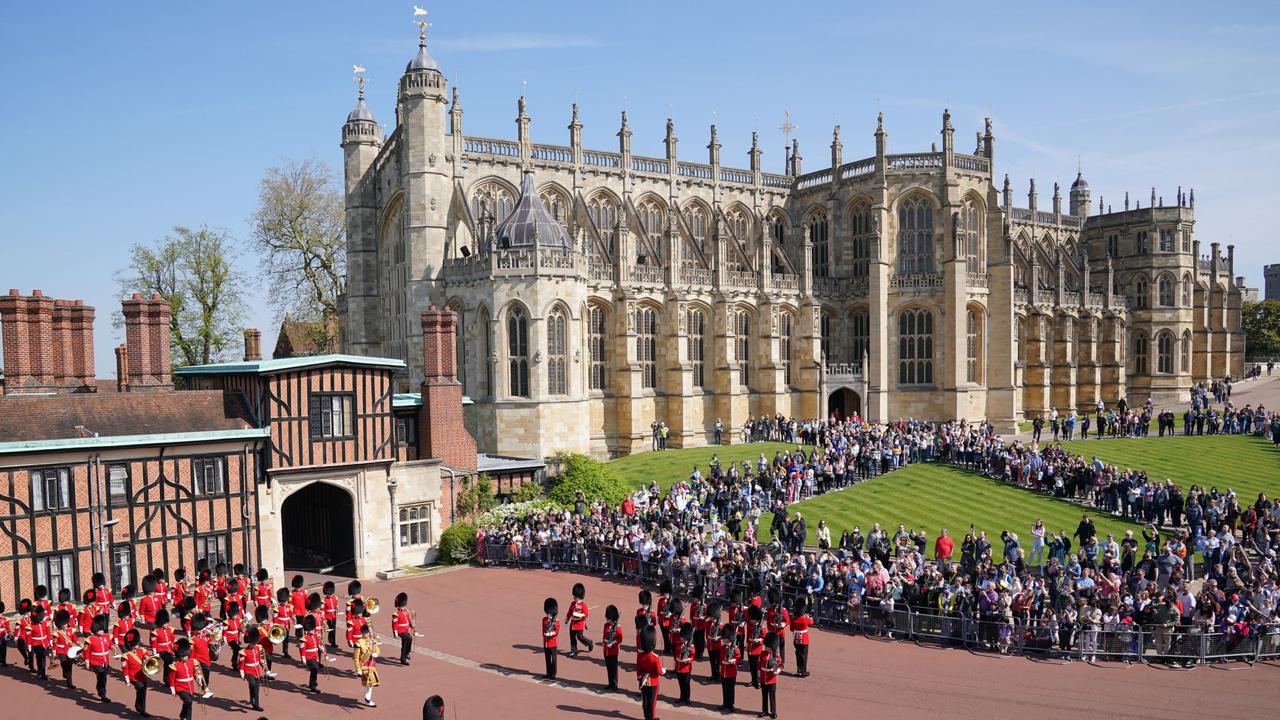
[
  {"x1": 0, "y1": 428, "x2": 270, "y2": 456},
  {"x1": 174, "y1": 354, "x2": 406, "y2": 376}
]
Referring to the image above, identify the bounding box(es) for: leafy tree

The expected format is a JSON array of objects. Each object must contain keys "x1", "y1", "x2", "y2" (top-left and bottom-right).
[
  {"x1": 248, "y1": 158, "x2": 346, "y2": 348},
  {"x1": 1242, "y1": 300, "x2": 1280, "y2": 358},
  {"x1": 548, "y1": 453, "x2": 631, "y2": 506},
  {"x1": 117, "y1": 225, "x2": 245, "y2": 366},
  {"x1": 454, "y1": 473, "x2": 498, "y2": 520}
]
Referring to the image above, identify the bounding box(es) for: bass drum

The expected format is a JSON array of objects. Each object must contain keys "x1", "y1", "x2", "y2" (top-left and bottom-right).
[{"x1": 66, "y1": 645, "x2": 83, "y2": 660}]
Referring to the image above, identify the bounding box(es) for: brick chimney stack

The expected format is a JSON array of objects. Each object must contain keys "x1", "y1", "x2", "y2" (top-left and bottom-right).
[
  {"x1": 121, "y1": 293, "x2": 173, "y2": 392},
  {"x1": 243, "y1": 328, "x2": 262, "y2": 361},
  {"x1": 115, "y1": 344, "x2": 129, "y2": 392},
  {"x1": 418, "y1": 307, "x2": 477, "y2": 471},
  {"x1": 0, "y1": 289, "x2": 96, "y2": 394}
]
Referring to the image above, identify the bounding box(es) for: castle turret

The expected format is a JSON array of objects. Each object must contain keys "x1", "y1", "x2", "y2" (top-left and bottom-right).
[
  {"x1": 1069, "y1": 169, "x2": 1090, "y2": 217},
  {"x1": 341, "y1": 72, "x2": 385, "y2": 357},
  {"x1": 341, "y1": 75, "x2": 383, "y2": 195}
]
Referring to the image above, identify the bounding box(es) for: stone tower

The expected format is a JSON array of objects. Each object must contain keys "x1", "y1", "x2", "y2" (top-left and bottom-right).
[
  {"x1": 341, "y1": 76, "x2": 384, "y2": 357},
  {"x1": 1265, "y1": 264, "x2": 1280, "y2": 301},
  {"x1": 1069, "y1": 170, "x2": 1090, "y2": 217}
]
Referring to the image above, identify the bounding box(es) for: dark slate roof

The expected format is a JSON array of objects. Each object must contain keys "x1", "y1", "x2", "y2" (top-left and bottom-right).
[
  {"x1": 406, "y1": 41, "x2": 440, "y2": 74},
  {"x1": 493, "y1": 171, "x2": 571, "y2": 249},
  {"x1": 0, "y1": 391, "x2": 256, "y2": 443},
  {"x1": 347, "y1": 97, "x2": 376, "y2": 124},
  {"x1": 1071, "y1": 172, "x2": 1089, "y2": 190}
]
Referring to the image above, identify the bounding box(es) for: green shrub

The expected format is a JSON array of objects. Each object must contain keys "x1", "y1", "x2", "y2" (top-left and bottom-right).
[
  {"x1": 548, "y1": 453, "x2": 632, "y2": 506},
  {"x1": 438, "y1": 522, "x2": 476, "y2": 564}
]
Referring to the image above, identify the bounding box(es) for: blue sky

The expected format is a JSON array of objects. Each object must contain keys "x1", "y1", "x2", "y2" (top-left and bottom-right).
[{"x1": 3, "y1": 1, "x2": 1278, "y2": 374}]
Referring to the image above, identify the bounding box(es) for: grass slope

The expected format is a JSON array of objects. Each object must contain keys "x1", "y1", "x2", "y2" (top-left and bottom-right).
[
  {"x1": 1051, "y1": 433, "x2": 1280, "y2": 503},
  {"x1": 759, "y1": 463, "x2": 1146, "y2": 554},
  {"x1": 609, "y1": 442, "x2": 803, "y2": 490}
]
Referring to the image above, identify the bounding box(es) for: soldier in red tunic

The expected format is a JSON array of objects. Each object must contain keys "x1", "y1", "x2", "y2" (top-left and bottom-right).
[
  {"x1": 253, "y1": 605, "x2": 278, "y2": 678},
  {"x1": 138, "y1": 575, "x2": 160, "y2": 629},
  {"x1": 759, "y1": 632, "x2": 782, "y2": 719},
  {"x1": 637, "y1": 589, "x2": 657, "y2": 630},
  {"x1": 0, "y1": 599, "x2": 10, "y2": 667},
  {"x1": 86, "y1": 614, "x2": 114, "y2": 702},
  {"x1": 705, "y1": 601, "x2": 723, "y2": 681},
  {"x1": 688, "y1": 588, "x2": 706, "y2": 661},
  {"x1": 541, "y1": 597, "x2": 560, "y2": 679},
  {"x1": 151, "y1": 608, "x2": 177, "y2": 686},
  {"x1": 151, "y1": 569, "x2": 169, "y2": 608},
  {"x1": 635, "y1": 625, "x2": 664, "y2": 720},
  {"x1": 565, "y1": 582, "x2": 593, "y2": 656},
  {"x1": 253, "y1": 569, "x2": 273, "y2": 612},
  {"x1": 34, "y1": 584, "x2": 52, "y2": 617},
  {"x1": 766, "y1": 589, "x2": 791, "y2": 667},
  {"x1": 51, "y1": 608, "x2": 77, "y2": 688},
  {"x1": 170, "y1": 569, "x2": 189, "y2": 609},
  {"x1": 224, "y1": 601, "x2": 244, "y2": 671},
  {"x1": 189, "y1": 614, "x2": 214, "y2": 699},
  {"x1": 601, "y1": 604, "x2": 623, "y2": 690},
  {"x1": 321, "y1": 581, "x2": 340, "y2": 649},
  {"x1": 301, "y1": 615, "x2": 322, "y2": 692},
  {"x1": 273, "y1": 587, "x2": 294, "y2": 658},
  {"x1": 92, "y1": 572, "x2": 114, "y2": 609},
  {"x1": 289, "y1": 575, "x2": 307, "y2": 648},
  {"x1": 746, "y1": 604, "x2": 765, "y2": 689},
  {"x1": 55, "y1": 588, "x2": 77, "y2": 626},
  {"x1": 240, "y1": 627, "x2": 265, "y2": 712},
  {"x1": 718, "y1": 624, "x2": 740, "y2": 712},
  {"x1": 392, "y1": 592, "x2": 415, "y2": 664},
  {"x1": 345, "y1": 598, "x2": 367, "y2": 648},
  {"x1": 77, "y1": 590, "x2": 96, "y2": 636},
  {"x1": 120, "y1": 628, "x2": 151, "y2": 717},
  {"x1": 113, "y1": 600, "x2": 136, "y2": 649},
  {"x1": 790, "y1": 595, "x2": 814, "y2": 677},
  {"x1": 28, "y1": 606, "x2": 51, "y2": 681},
  {"x1": 672, "y1": 617, "x2": 694, "y2": 704},
  {"x1": 656, "y1": 580, "x2": 673, "y2": 655},
  {"x1": 169, "y1": 638, "x2": 198, "y2": 720}
]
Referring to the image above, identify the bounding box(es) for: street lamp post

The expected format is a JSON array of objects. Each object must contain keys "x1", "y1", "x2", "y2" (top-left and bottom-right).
[{"x1": 387, "y1": 474, "x2": 399, "y2": 573}]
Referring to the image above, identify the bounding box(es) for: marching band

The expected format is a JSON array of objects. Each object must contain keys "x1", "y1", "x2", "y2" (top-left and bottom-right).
[{"x1": 0, "y1": 565, "x2": 419, "y2": 717}]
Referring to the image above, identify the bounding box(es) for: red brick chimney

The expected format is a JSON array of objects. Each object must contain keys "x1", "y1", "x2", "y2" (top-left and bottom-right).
[
  {"x1": 121, "y1": 293, "x2": 173, "y2": 392},
  {"x1": 243, "y1": 328, "x2": 262, "y2": 361},
  {"x1": 418, "y1": 307, "x2": 477, "y2": 471},
  {"x1": 0, "y1": 289, "x2": 95, "y2": 394},
  {"x1": 115, "y1": 344, "x2": 129, "y2": 392}
]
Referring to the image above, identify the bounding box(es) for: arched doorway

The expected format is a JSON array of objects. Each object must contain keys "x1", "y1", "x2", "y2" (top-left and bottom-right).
[
  {"x1": 827, "y1": 388, "x2": 861, "y2": 420},
  {"x1": 281, "y1": 483, "x2": 355, "y2": 577}
]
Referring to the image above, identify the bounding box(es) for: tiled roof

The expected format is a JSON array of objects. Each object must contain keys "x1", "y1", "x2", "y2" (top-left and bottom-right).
[
  {"x1": 174, "y1": 354, "x2": 405, "y2": 376},
  {"x1": 273, "y1": 317, "x2": 339, "y2": 359},
  {"x1": 0, "y1": 391, "x2": 256, "y2": 443}
]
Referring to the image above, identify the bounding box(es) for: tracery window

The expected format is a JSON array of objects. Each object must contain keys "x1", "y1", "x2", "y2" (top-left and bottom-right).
[
  {"x1": 1159, "y1": 229, "x2": 1174, "y2": 252},
  {"x1": 966, "y1": 308, "x2": 982, "y2": 383},
  {"x1": 1158, "y1": 275, "x2": 1175, "y2": 307},
  {"x1": 539, "y1": 188, "x2": 568, "y2": 228},
  {"x1": 635, "y1": 306, "x2": 658, "y2": 389},
  {"x1": 471, "y1": 182, "x2": 514, "y2": 225},
  {"x1": 1133, "y1": 332, "x2": 1149, "y2": 375},
  {"x1": 962, "y1": 199, "x2": 982, "y2": 274},
  {"x1": 850, "y1": 204, "x2": 872, "y2": 281},
  {"x1": 897, "y1": 198, "x2": 934, "y2": 274},
  {"x1": 588, "y1": 194, "x2": 619, "y2": 253},
  {"x1": 898, "y1": 308, "x2": 934, "y2": 385},
  {"x1": 688, "y1": 307, "x2": 707, "y2": 389},
  {"x1": 588, "y1": 305, "x2": 607, "y2": 391},
  {"x1": 1134, "y1": 276, "x2": 1149, "y2": 309},
  {"x1": 820, "y1": 311, "x2": 832, "y2": 364},
  {"x1": 735, "y1": 308, "x2": 752, "y2": 386},
  {"x1": 507, "y1": 306, "x2": 529, "y2": 398},
  {"x1": 1157, "y1": 331, "x2": 1174, "y2": 374},
  {"x1": 726, "y1": 208, "x2": 750, "y2": 244},
  {"x1": 1182, "y1": 276, "x2": 1193, "y2": 307},
  {"x1": 808, "y1": 212, "x2": 829, "y2": 278},
  {"x1": 479, "y1": 306, "x2": 492, "y2": 397},
  {"x1": 780, "y1": 312, "x2": 794, "y2": 386},
  {"x1": 546, "y1": 307, "x2": 567, "y2": 395},
  {"x1": 638, "y1": 198, "x2": 665, "y2": 263},
  {"x1": 849, "y1": 311, "x2": 869, "y2": 366},
  {"x1": 1136, "y1": 231, "x2": 1149, "y2": 255}
]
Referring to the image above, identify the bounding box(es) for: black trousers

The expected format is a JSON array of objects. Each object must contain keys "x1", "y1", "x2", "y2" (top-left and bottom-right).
[
  {"x1": 93, "y1": 664, "x2": 108, "y2": 698},
  {"x1": 721, "y1": 676, "x2": 736, "y2": 709},
  {"x1": 199, "y1": 662, "x2": 211, "y2": 690},
  {"x1": 693, "y1": 629, "x2": 706, "y2": 660},
  {"x1": 748, "y1": 653, "x2": 760, "y2": 687},
  {"x1": 0, "y1": 637, "x2": 8, "y2": 665},
  {"x1": 795, "y1": 643, "x2": 809, "y2": 675},
  {"x1": 131, "y1": 679, "x2": 147, "y2": 714},
  {"x1": 399, "y1": 632, "x2": 413, "y2": 663},
  {"x1": 159, "y1": 651, "x2": 174, "y2": 685},
  {"x1": 326, "y1": 618, "x2": 337, "y2": 648},
  {"x1": 32, "y1": 646, "x2": 47, "y2": 680},
  {"x1": 177, "y1": 690, "x2": 194, "y2": 720},
  {"x1": 60, "y1": 656, "x2": 73, "y2": 687},
  {"x1": 543, "y1": 647, "x2": 556, "y2": 678},
  {"x1": 17, "y1": 639, "x2": 29, "y2": 666},
  {"x1": 708, "y1": 648, "x2": 721, "y2": 680},
  {"x1": 776, "y1": 635, "x2": 786, "y2": 665},
  {"x1": 641, "y1": 685, "x2": 658, "y2": 720},
  {"x1": 676, "y1": 671, "x2": 691, "y2": 703},
  {"x1": 660, "y1": 627, "x2": 671, "y2": 655},
  {"x1": 229, "y1": 641, "x2": 242, "y2": 671},
  {"x1": 569, "y1": 629, "x2": 593, "y2": 653},
  {"x1": 761, "y1": 683, "x2": 777, "y2": 716},
  {"x1": 306, "y1": 659, "x2": 320, "y2": 689},
  {"x1": 246, "y1": 676, "x2": 260, "y2": 709},
  {"x1": 604, "y1": 654, "x2": 618, "y2": 689}
]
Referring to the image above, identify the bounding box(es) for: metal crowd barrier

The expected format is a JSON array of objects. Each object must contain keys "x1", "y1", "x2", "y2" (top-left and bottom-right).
[{"x1": 476, "y1": 539, "x2": 1270, "y2": 666}]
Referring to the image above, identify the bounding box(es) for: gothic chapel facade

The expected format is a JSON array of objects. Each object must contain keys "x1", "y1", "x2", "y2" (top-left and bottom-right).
[{"x1": 339, "y1": 25, "x2": 1244, "y2": 460}]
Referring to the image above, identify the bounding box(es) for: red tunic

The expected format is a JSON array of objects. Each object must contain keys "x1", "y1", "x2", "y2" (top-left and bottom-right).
[
  {"x1": 86, "y1": 634, "x2": 113, "y2": 668},
  {"x1": 719, "y1": 644, "x2": 740, "y2": 679},
  {"x1": 0, "y1": 616, "x2": 10, "y2": 641},
  {"x1": 635, "y1": 650, "x2": 663, "y2": 690},
  {"x1": 96, "y1": 587, "x2": 113, "y2": 606},
  {"x1": 759, "y1": 649, "x2": 780, "y2": 685},
  {"x1": 344, "y1": 618, "x2": 362, "y2": 647},
  {"x1": 169, "y1": 658, "x2": 198, "y2": 695},
  {"x1": 27, "y1": 620, "x2": 51, "y2": 649},
  {"x1": 566, "y1": 600, "x2": 588, "y2": 632},
  {"x1": 300, "y1": 633, "x2": 321, "y2": 662},
  {"x1": 672, "y1": 633, "x2": 692, "y2": 674},
  {"x1": 747, "y1": 621, "x2": 765, "y2": 656},
  {"x1": 151, "y1": 625, "x2": 176, "y2": 654},
  {"x1": 290, "y1": 589, "x2": 307, "y2": 617},
  {"x1": 138, "y1": 595, "x2": 159, "y2": 624},
  {"x1": 121, "y1": 647, "x2": 149, "y2": 683},
  {"x1": 392, "y1": 608, "x2": 412, "y2": 634},
  {"x1": 52, "y1": 627, "x2": 78, "y2": 656},
  {"x1": 241, "y1": 645, "x2": 264, "y2": 678},
  {"x1": 254, "y1": 582, "x2": 273, "y2": 608},
  {"x1": 112, "y1": 618, "x2": 135, "y2": 648},
  {"x1": 541, "y1": 615, "x2": 560, "y2": 649},
  {"x1": 656, "y1": 596, "x2": 671, "y2": 629},
  {"x1": 191, "y1": 634, "x2": 211, "y2": 668},
  {"x1": 635, "y1": 606, "x2": 657, "y2": 628},
  {"x1": 273, "y1": 604, "x2": 293, "y2": 630},
  {"x1": 601, "y1": 621, "x2": 623, "y2": 657},
  {"x1": 790, "y1": 614, "x2": 813, "y2": 646},
  {"x1": 223, "y1": 617, "x2": 242, "y2": 644},
  {"x1": 322, "y1": 595, "x2": 338, "y2": 622},
  {"x1": 77, "y1": 607, "x2": 95, "y2": 635},
  {"x1": 767, "y1": 607, "x2": 791, "y2": 639}
]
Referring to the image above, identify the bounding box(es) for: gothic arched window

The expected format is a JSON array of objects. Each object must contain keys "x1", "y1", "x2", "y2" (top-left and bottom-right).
[
  {"x1": 507, "y1": 306, "x2": 530, "y2": 398},
  {"x1": 962, "y1": 199, "x2": 982, "y2": 274},
  {"x1": 819, "y1": 310, "x2": 832, "y2": 364},
  {"x1": 850, "y1": 204, "x2": 872, "y2": 281},
  {"x1": 1133, "y1": 332, "x2": 1149, "y2": 375},
  {"x1": 735, "y1": 308, "x2": 752, "y2": 386},
  {"x1": 898, "y1": 308, "x2": 934, "y2": 385},
  {"x1": 1134, "y1": 276, "x2": 1149, "y2": 310},
  {"x1": 588, "y1": 194, "x2": 619, "y2": 253},
  {"x1": 780, "y1": 312, "x2": 794, "y2": 386},
  {"x1": 635, "y1": 305, "x2": 658, "y2": 389},
  {"x1": 768, "y1": 213, "x2": 786, "y2": 246},
  {"x1": 539, "y1": 188, "x2": 568, "y2": 228},
  {"x1": 1158, "y1": 275, "x2": 1175, "y2": 307},
  {"x1": 897, "y1": 197, "x2": 934, "y2": 274},
  {"x1": 688, "y1": 307, "x2": 707, "y2": 389},
  {"x1": 849, "y1": 311, "x2": 869, "y2": 366},
  {"x1": 471, "y1": 182, "x2": 514, "y2": 225},
  {"x1": 1157, "y1": 331, "x2": 1174, "y2": 374},
  {"x1": 726, "y1": 208, "x2": 750, "y2": 244},
  {"x1": 588, "y1": 304, "x2": 607, "y2": 391},
  {"x1": 546, "y1": 307, "x2": 567, "y2": 395},
  {"x1": 966, "y1": 308, "x2": 982, "y2": 384},
  {"x1": 808, "y1": 212, "x2": 829, "y2": 278}
]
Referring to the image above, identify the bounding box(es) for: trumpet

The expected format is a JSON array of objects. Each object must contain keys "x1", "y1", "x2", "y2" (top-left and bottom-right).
[
  {"x1": 143, "y1": 655, "x2": 164, "y2": 677},
  {"x1": 365, "y1": 598, "x2": 381, "y2": 615},
  {"x1": 267, "y1": 625, "x2": 288, "y2": 644}
]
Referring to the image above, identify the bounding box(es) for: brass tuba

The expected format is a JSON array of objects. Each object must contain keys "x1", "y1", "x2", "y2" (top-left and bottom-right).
[
  {"x1": 365, "y1": 598, "x2": 381, "y2": 615},
  {"x1": 267, "y1": 625, "x2": 287, "y2": 644},
  {"x1": 143, "y1": 655, "x2": 164, "y2": 677}
]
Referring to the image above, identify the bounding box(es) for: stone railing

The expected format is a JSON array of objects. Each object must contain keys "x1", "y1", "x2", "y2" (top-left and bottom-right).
[
  {"x1": 631, "y1": 156, "x2": 669, "y2": 175},
  {"x1": 771, "y1": 273, "x2": 800, "y2": 292},
  {"x1": 588, "y1": 257, "x2": 611, "y2": 282},
  {"x1": 951, "y1": 153, "x2": 990, "y2": 173},
  {"x1": 889, "y1": 272, "x2": 943, "y2": 289},
  {"x1": 680, "y1": 265, "x2": 713, "y2": 287},
  {"x1": 825, "y1": 362, "x2": 864, "y2": 378},
  {"x1": 727, "y1": 270, "x2": 756, "y2": 289},
  {"x1": 1009, "y1": 208, "x2": 1033, "y2": 221},
  {"x1": 531, "y1": 143, "x2": 572, "y2": 163},
  {"x1": 841, "y1": 158, "x2": 876, "y2": 180},
  {"x1": 886, "y1": 153, "x2": 943, "y2": 171},
  {"x1": 966, "y1": 272, "x2": 990, "y2": 288},
  {"x1": 583, "y1": 150, "x2": 622, "y2": 168},
  {"x1": 720, "y1": 167, "x2": 753, "y2": 185},
  {"x1": 795, "y1": 169, "x2": 833, "y2": 190},
  {"x1": 812, "y1": 276, "x2": 843, "y2": 296},
  {"x1": 1087, "y1": 292, "x2": 1105, "y2": 308},
  {"x1": 762, "y1": 173, "x2": 793, "y2": 189},
  {"x1": 1035, "y1": 290, "x2": 1056, "y2": 306},
  {"x1": 463, "y1": 136, "x2": 520, "y2": 157},
  {"x1": 539, "y1": 249, "x2": 577, "y2": 269},
  {"x1": 495, "y1": 248, "x2": 534, "y2": 270},
  {"x1": 678, "y1": 162, "x2": 713, "y2": 180},
  {"x1": 1035, "y1": 211, "x2": 1058, "y2": 225},
  {"x1": 1013, "y1": 288, "x2": 1031, "y2": 305},
  {"x1": 628, "y1": 264, "x2": 664, "y2": 284},
  {"x1": 1061, "y1": 215, "x2": 1084, "y2": 229},
  {"x1": 1063, "y1": 291, "x2": 1082, "y2": 307}
]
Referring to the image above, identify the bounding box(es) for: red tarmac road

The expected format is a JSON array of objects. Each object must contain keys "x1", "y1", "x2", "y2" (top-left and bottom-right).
[{"x1": 2, "y1": 565, "x2": 1277, "y2": 719}]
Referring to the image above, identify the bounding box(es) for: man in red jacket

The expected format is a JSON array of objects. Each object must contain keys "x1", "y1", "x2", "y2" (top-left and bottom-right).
[
  {"x1": 151, "y1": 608, "x2": 177, "y2": 686},
  {"x1": 321, "y1": 581, "x2": 340, "y2": 649},
  {"x1": 120, "y1": 629, "x2": 151, "y2": 717},
  {"x1": 51, "y1": 609, "x2": 77, "y2": 688},
  {"x1": 565, "y1": 583, "x2": 593, "y2": 656},
  {"x1": 169, "y1": 638, "x2": 198, "y2": 720},
  {"x1": 85, "y1": 614, "x2": 114, "y2": 702},
  {"x1": 301, "y1": 615, "x2": 322, "y2": 692},
  {"x1": 718, "y1": 624, "x2": 740, "y2": 712},
  {"x1": 224, "y1": 602, "x2": 244, "y2": 672},
  {"x1": 189, "y1": 614, "x2": 214, "y2": 699},
  {"x1": 601, "y1": 605, "x2": 623, "y2": 690},
  {"x1": 392, "y1": 592, "x2": 415, "y2": 665},
  {"x1": 791, "y1": 596, "x2": 814, "y2": 677},
  {"x1": 935, "y1": 527, "x2": 955, "y2": 569},
  {"x1": 289, "y1": 575, "x2": 307, "y2": 647},
  {"x1": 240, "y1": 627, "x2": 265, "y2": 712},
  {"x1": 541, "y1": 597, "x2": 560, "y2": 679},
  {"x1": 759, "y1": 633, "x2": 781, "y2": 719},
  {"x1": 672, "y1": 620, "x2": 694, "y2": 704},
  {"x1": 635, "y1": 625, "x2": 664, "y2": 720}
]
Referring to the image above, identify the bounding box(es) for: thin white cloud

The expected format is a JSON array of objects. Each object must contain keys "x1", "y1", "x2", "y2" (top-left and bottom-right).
[
  {"x1": 433, "y1": 33, "x2": 604, "y2": 53},
  {"x1": 1034, "y1": 89, "x2": 1280, "y2": 131}
]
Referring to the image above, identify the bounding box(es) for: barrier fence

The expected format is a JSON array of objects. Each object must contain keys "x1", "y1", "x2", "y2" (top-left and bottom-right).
[{"x1": 478, "y1": 540, "x2": 1278, "y2": 667}]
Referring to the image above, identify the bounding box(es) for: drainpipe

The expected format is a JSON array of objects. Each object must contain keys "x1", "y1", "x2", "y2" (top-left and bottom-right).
[
  {"x1": 387, "y1": 468, "x2": 399, "y2": 571},
  {"x1": 441, "y1": 466, "x2": 457, "y2": 524},
  {"x1": 242, "y1": 443, "x2": 253, "y2": 573},
  {"x1": 87, "y1": 454, "x2": 99, "y2": 576}
]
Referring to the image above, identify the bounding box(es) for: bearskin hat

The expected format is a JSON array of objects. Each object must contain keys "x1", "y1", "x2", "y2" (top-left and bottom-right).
[
  {"x1": 572, "y1": 582, "x2": 585, "y2": 600},
  {"x1": 544, "y1": 597, "x2": 559, "y2": 616}
]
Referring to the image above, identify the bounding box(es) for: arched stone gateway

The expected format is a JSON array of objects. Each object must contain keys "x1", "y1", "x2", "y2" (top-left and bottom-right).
[
  {"x1": 281, "y1": 482, "x2": 356, "y2": 577},
  {"x1": 827, "y1": 387, "x2": 861, "y2": 420}
]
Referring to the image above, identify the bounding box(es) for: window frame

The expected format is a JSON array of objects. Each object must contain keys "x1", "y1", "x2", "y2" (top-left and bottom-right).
[
  {"x1": 688, "y1": 308, "x2": 707, "y2": 389},
  {"x1": 191, "y1": 456, "x2": 227, "y2": 497},
  {"x1": 395, "y1": 416, "x2": 418, "y2": 446},
  {"x1": 735, "y1": 309, "x2": 751, "y2": 387},
  {"x1": 34, "y1": 552, "x2": 75, "y2": 598},
  {"x1": 107, "y1": 464, "x2": 130, "y2": 507},
  {"x1": 635, "y1": 306, "x2": 658, "y2": 389},
  {"x1": 897, "y1": 308, "x2": 935, "y2": 386},
  {"x1": 897, "y1": 198, "x2": 935, "y2": 275},
  {"x1": 309, "y1": 393, "x2": 356, "y2": 440},
  {"x1": 849, "y1": 311, "x2": 869, "y2": 366},
  {"x1": 30, "y1": 466, "x2": 73, "y2": 513},
  {"x1": 588, "y1": 305, "x2": 607, "y2": 391},
  {"x1": 546, "y1": 308, "x2": 568, "y2": 396},
  {"x1": 195, "y1": 533, "x2": 230, "y2": 571},
  {"x1": 398, "y1": 503, "x2": 434, "y2": 548},
  {"x1": 965, "y1": 308, "x2": 982, "y2": 384},
  {"x1": 507, "y1": 306, "x2": 530, "y2": 398},
  {"x1": 780, "y1": 312, "x2": 794, "y2": 386}
]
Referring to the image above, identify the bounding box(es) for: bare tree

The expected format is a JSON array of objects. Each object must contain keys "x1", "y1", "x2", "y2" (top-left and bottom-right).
[
  {"x1": 117, "y1": 226, "x2": 246, "y2": 366},
  {"x1": 249, "y1": 158, "x2": 346, "y2": 347}
]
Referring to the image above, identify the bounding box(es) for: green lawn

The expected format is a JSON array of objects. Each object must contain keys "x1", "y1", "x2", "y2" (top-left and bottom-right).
[
  {"x1": 758, "y1": 463, "x2": 1147, "y2": 557},
  {"x1": 1051, "y1": 433, "x2": 1280, "y2": 503},
  {"x1": 610, "y1": 441, "x2": 805, "y2": 490}
]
